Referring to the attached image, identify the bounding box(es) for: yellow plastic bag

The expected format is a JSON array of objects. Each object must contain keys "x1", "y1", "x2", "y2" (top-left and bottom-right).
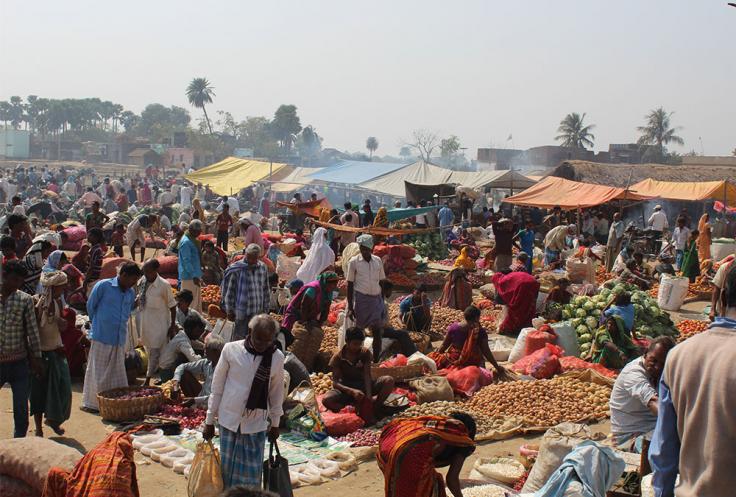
[{"x1": 187, "y1": 441, "x2": 224, "y2": 497}]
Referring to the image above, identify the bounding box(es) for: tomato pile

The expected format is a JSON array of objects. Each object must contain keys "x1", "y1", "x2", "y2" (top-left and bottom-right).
[
  {"x1": 676, "y1": 319, "x2": 709, "y2": 343},
  {"x1": 386, "y1": 272, "x2": 415, "y2": 288},
  {"x1": 107, "y1": 388, "x2": 160, "y2": 399},
  {"x1": 336, "y1": 428, "x2": 380, "y2": 447},
  {"x1": 158, "y1": 404, "x2": 207, "y2": 429}
]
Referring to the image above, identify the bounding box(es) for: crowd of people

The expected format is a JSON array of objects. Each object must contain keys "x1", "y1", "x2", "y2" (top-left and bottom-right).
[{"x1": 1, "y1": 163, "x2": 734, "y2": 497}]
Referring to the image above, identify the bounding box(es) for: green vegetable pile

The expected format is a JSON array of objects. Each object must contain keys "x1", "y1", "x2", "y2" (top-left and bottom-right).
[
  {"x1": 406, "y1": 232, "x2": 448, "y2": 260},
  {"x1": 561, "y1": 281, "x2": 677, "y2": 356}
]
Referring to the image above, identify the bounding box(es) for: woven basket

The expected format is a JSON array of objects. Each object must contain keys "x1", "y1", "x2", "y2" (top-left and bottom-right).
[
  {"x1": 409, "y1": 332, "x2": 432, "y2": 354},
  {"x1": 371, "y1": 363, "x2": 423, "y2": 381},
  {"x1": 97, "y1": 386, "x2": 163, "y2": 422}
]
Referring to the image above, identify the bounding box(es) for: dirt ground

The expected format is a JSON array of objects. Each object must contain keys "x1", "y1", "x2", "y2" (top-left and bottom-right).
[{"x1": 0, "y1": 384, "x2": 611, "y2": 496}]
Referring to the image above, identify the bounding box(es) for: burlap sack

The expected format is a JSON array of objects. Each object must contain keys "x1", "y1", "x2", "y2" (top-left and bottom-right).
[
  {"x1": 288, "y1": 321, "x2": 324, "y2": 371},
  {"x1": 409, "y1": 375, "x2": 454, "y2": 404},
  {"x1": 0, "y1": 438, "x2": 82, "y2": 492}
]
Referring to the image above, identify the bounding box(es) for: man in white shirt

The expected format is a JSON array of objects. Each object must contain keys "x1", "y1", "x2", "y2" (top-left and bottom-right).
[
  {"x1": 648, "y1": 205, "x2": 669, "y2": 254},
  {"x1": 340, "y1": 201, "x2": 359, "y2": 247},
  {"x1": 203, "y1": 314, "x2": 284, "y2": 489},
  {"x1": 347, "y1": 234, "x2": 387, "y2": 362},
  {"x1": 136, "y1": 259, "x2": 177, "y2": 385},
  {"x1": 671, "y1": 218, "x2": 691, "y2": 271},
  {"x1": 180, "y1": 183, "x2": 193, "y2": 209},
  {"x1": 609, "y1": 337, "x2": 675, "y2": 451},
  {"x1": 217, "y1": 195, "x2": 240, "y2": 216}
]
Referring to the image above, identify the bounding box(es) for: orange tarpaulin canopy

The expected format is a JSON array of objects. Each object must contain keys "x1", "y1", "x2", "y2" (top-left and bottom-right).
[
  {"x1": 505, "y1": 176, "x2": 651, "y2": 210},
  {"x1": 630, "y1": 179, "x2": 736, "y2": 203},
  {"x1": 276, "y1": 198, "x2": 332, "y2": 218}
]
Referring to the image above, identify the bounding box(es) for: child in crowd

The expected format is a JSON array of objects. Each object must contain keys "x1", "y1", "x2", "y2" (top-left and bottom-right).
[
  {"x1": 201, "y1": 240, "x2": 223, "y2": 285},
  {"x1": 110, "y1": 223, "x2": 125, "y2": 258},
  {"x1": 215, "y1": 204, "x2": 233, "y2": 251},
  {"x1": 1, "y1": 235, "x2": 17, "y2": 264}
]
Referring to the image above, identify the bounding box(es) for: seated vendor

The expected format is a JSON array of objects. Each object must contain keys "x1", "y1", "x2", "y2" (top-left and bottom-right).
[
  {"x1": 171, "y1": 334, "x2": 225, "y2": 408},
  {"x1": 609, "y1": 337, "x2": 676, "y2": 451},
  {"x1": 604, "y1": 292, "x2": 636, "y2": 335},
  {"x1": 158, "y1": 315, "x2": 204, "y2": 381},
  {"x1": 509, "y1": 252, "x2": 530, "y2": 273},
  {"x1": 323, "y1": 327, "x2": 395, "y2": 420},
  {"x1": 428, "y1": 306, "x2": 507, "y2": 378},
  {"x1": 545, "y1": 277, "x2": 572, "y2": 306},
  {"x1": 379, "y1": 281, "x2": 418, "y2": 357},
  {"x1": 399, "y1": 284, "x2": 432, "y2": 332},
  {"x1": 175, "y1": 289, "x2": 210, "y2": 333},
  {"x1": 653, "y1": 254, "x2": 676, "y2": 281},
  {"x1": 585, "y1": 315, "x2": 641, "y2": 370}
]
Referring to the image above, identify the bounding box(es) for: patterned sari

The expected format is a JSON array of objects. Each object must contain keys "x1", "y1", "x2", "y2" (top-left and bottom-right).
[
  {"x1": 378, "y1": 416, "x2": 474, "y2": 497},
  {"x1": 428, "y1": 323, "x2": 482, "y2": 370}
]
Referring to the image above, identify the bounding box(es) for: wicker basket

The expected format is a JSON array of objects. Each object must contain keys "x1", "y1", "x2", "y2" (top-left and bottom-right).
[
  {"x1": 371, "y1": 363, "x2": 423, "y2": 381},
  {"x1": 97, "y1": 386, "x2": 163, "y2": 422}
]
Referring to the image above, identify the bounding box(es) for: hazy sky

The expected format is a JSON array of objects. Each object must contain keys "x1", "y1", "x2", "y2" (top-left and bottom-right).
[{"x1": 1, "y1": 0, "x2": 734, "y2": 157}]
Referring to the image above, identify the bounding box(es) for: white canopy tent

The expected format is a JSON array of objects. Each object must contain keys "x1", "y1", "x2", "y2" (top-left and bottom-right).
[{"x1": 358, "y1": 160, "x2": 537, "y2": 197}]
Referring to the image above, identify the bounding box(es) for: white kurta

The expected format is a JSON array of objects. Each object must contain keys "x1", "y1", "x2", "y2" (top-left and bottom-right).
[{"x1": 136, "y1": 275, "x2": 176, "y2": 348}]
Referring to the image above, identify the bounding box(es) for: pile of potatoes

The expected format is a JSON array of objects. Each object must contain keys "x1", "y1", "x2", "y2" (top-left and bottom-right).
[
  {"x1": 467, "y1": 377, "x2": 611, "y2": 428},
  {"x1": 320, "y1": 326, "x2": 338, "y2": 354},
  {"x1": 386, "y1": 303, "x2": 464, "y2": 341},
  {"x1": 310, "y1": 372, "x2": 333, "y2": 396},
  {"x1": 376, "y1": 401, "x2": 517, "y2": 436}
]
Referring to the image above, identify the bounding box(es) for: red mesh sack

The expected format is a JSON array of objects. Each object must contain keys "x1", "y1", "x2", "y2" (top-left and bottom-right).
[
  {"x1": 445, "y1": 366, "x2": 494, "y2": 397},
  {"x1": 513, "y1": 343, "x2": 564, "y2": 378},
  {"x1": 156, "y1": 255, "x2": 178, "y2": 277},
  {"x1": 380, "y1": 354, "x2": 408, "y2": 368},
  {"x1": 320, "y1": 411, "x2": 365, "y2": 437},
  {"x1": 528, "y1": 349, "x2": 561, "y2": 379},
  {"x1": 524, "y1": 328, "x2": 557, "y2": 357},
  {"x1": 399, "y1": 245, "x2": 416, "y2": 259},
  {"x1": 404, "y1": 259, "x2": 419, "y2": 270},
  {"x1": 373, "y1": 245, "x2": 390, "y2": 258}
]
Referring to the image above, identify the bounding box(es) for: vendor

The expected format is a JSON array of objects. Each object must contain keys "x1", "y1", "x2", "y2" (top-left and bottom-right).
[
  {"x1": 545, "y1": 277, "x2": 572, "y2": 307},
  {"x1": 281, "y1": 271, "x2": 339, "y2": 338},
  {"x1": 585, "y1": 315, "x2": 640, "y2": 370},
  {"x1": 509, "y1": 252, "x2": 530, "y2": 273},
  {"x1": 603, "y1": 292, "x2": 636, "y2": 334},
  {"x1": 378, "y1": 413, "x2": 477, "y2": 497},
  {"x1": 399, "y1": 284, "x2": 432, "y2": 332},
  {"x1": 439, "y1": 267, "x2": 473, "y2": 311},
  {"x1": 653, "y1": 254, "x2": 676, "y2": 281},
  {"x1": 158, "y1": 315, "x2": 204, "y2": 381},
  {"x1": 609, "y1": 337, "x2": 676, "y2": 451},
  {"x1": 453, "y1": 245, "x2": 476, "y2": 272},
  {"x1": 619, "y1": 258, "x2": 650, "y2": 290},
  {"x1": 175, "y1": 289, "x2": 210, "y2": 334},
  {"x1": 323, "y1": 327, "x2": 394, "y2": 421},
  {"x1": 172, "y1": 334, "x2": 225, "y2": 408},
  {"x1": 428, "y1": 305, "x2": 507, "y2": 378},
  {"x1": 544, "y1": 224, "x2": 576, "y2": 267},
  {"x1": 492, "y1": 269, "x2": 540, "y2": 335}
]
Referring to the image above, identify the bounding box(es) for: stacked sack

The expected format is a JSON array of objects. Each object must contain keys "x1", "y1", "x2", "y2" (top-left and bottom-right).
[
  {"x1": 156, "y1": 255, "x2": 179, "y2": 288},
  {"x1": 373, "y1": 244, "x2": 418, "y2": 275},
  {"x1": 60, "y1": 225, "x2": 86, "y2": 251}
]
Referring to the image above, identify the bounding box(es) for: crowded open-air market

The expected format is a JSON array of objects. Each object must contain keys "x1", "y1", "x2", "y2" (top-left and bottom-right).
[{"x1": 1, "y1": 3, "x2": 735, "y2": 497}]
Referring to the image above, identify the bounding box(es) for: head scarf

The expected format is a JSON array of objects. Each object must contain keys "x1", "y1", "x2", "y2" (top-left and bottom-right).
[
  {"x1": 357, "y1": 234, "x2": 374, "y2": 249},
  {"x1": 319, "y1": 208, "x2": 331, "y2": 223},
  {"x1": 454, "y1": 246, "x2": 476, "y2": 271},
  {"x1": 37, "y1": 270, "x2": 68, "y2": 328},
  {"x1": 192, "y1": 198, "x2": 205, "y2": 221},
  {"x1": 296, "y1": 227, "x2": 336, "y2": 283},
  {"x1": 373, "y1": 207, "x2": 389, "y2": 228},
  {"x1": 317, "y1": 271, "x2": 339, "y2": 288},
  {"x1": 43, "y1": 250, "x2": 65, "y2": 273}
]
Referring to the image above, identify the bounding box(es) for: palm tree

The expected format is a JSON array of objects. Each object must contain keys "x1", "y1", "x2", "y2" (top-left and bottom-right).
[
  {"x1": 555, "y1": 112, "x2": 595, "y2": 149},
  {"x1": 637, "y1": 107, "x2": 684, "y2": 162},
  {"x1": 366, "y1": 136, "x2": 379, "y2": 159},
  {"x1": 186, "y1": 77, "x2": 215, "y2": 135}
]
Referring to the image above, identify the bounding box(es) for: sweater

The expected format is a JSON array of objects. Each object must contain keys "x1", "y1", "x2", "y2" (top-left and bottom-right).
[{"x1": 658, "y1": 327, "x2": 736, "y2": 497}]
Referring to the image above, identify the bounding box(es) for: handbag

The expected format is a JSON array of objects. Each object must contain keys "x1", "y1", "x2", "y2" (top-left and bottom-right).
[
  {"x1": 263, "y1": 441, "x2": 293, "y2": 497},
  {"x1": 187, "y1": 440, "x2": 224, "y2": 497}
]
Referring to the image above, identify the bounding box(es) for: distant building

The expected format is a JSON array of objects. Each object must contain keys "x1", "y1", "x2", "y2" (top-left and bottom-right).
[
  {"x1": 477, "y1": 145, "x2": 596, "y2": 171},
  {"x1": 127, "y1": 148, "x2": 162, "y2": 167},
  {"x1": 0, "y1": 129, "x2": 30, "y2": 159},
  {"x1": 165, "y1": 147, "x2": 195, "y2": 169}
]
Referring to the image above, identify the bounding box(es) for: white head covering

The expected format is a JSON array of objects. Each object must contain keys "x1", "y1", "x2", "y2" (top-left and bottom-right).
[
  {"x1": 357, "y1": 234, "x2": 374, "y2": 249},
  {"x1": 296, "y1": 227, "x2": 336, "y2": 283}
]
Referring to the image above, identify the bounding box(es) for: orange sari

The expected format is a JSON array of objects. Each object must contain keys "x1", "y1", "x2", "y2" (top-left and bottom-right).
[
  {"x1": 428, "y1": 324, "x2": 482, "y2": 371},
  {"x1": 378, "y1": 416, "x2": 474, "y2": 497}
]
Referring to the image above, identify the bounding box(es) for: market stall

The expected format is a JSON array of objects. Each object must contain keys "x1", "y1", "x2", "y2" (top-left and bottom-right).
[{"x1": 504, "y1": 176, "x2": 652, "y2": 209}]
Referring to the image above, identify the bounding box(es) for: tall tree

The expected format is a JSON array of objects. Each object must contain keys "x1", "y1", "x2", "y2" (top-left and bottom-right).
[
  {"x1": 366, "y1": 136, "x2": 379, "y2": 159},
  {"x1": 637, "y1": 107, "x2": 684, "y2": 162},
  {"x1": 120, "y1": 110, "x2": 139, "y2": 132},
  {"x1": 406, "y1": 129, "x2": 439, "y2": 162},
  {"x1": 399, "y1": 146, "x2": 412, "y2": 159},
  {"x1": 440, "y1": 135, "x2": 460, "y2": 157},
  {"x1": 8, "y1": 96, "x2": 25, "y2": 130},
  {"x1": 185, "y1": 77, "x2": 215, "y2": 135},
  {"x1": 271, "y1": 104, "x2": 302, "y2": 153},
  {"x1": 555, "y1": 112, "x2": 595, "y2": 149}
]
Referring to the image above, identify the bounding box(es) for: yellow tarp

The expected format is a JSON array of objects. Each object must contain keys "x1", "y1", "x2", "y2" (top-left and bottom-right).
[
  {"x1": 630, "y1": 178, "x2": 736, "y2": 203},
  {"x1": 185, "y1": 157, "x2": 288, "y2": 196}
]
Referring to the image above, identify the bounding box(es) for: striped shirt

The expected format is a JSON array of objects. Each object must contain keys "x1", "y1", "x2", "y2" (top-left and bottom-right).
[{"x1": 0, "y1": 290, "x2": 42, "y2": 362}]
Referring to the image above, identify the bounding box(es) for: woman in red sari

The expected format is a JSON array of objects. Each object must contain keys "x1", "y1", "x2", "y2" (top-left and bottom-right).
[
  {"x1": 378, "y1": 413, "x2": 476, "y2": 497},
  {"x1": 493, "y1": 269, "x2": 540, "y2": 334},
  {"x1": 428, "y1": 306, "x2": 507, "y2": 377}
]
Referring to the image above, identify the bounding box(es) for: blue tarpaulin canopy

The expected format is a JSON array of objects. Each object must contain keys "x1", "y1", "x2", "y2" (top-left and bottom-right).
[{"x1": 307, "y1": 160, "x2": 409, "y2": 186}]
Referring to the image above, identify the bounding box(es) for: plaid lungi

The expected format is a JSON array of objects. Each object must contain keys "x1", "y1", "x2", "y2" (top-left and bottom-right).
[
  {"x1": 82, "y1": 341, "x2": 127, "y2": 410},
  {"x1": 219, "y1": 425, "x2": 266, "y2": 488}
]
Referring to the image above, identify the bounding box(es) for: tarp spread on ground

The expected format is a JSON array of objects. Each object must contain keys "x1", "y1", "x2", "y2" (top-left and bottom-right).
[
  {"x1": 359, "y1": 160, "x2": 537, "y2": 196},
  {"x1": 268, "y1": 166, "x2": 325, "y2": 193},
  {"x1": 504, "y1": 176, "x2": 652, "y2": 210},
  {"x1": 630, "y1": 178, "x2": 736, "y2": 203},
  {"x1": 185, "y1": 157, "x2": 288, "y2": 195},
  {"x1": 307, "y1": 160, "x2": 408, "y2": 185}
]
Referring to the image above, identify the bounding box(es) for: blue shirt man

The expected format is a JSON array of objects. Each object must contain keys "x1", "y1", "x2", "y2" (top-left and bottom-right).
[{"x1": 438, "y1": 204, "x2": 454, "y2": 227}]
